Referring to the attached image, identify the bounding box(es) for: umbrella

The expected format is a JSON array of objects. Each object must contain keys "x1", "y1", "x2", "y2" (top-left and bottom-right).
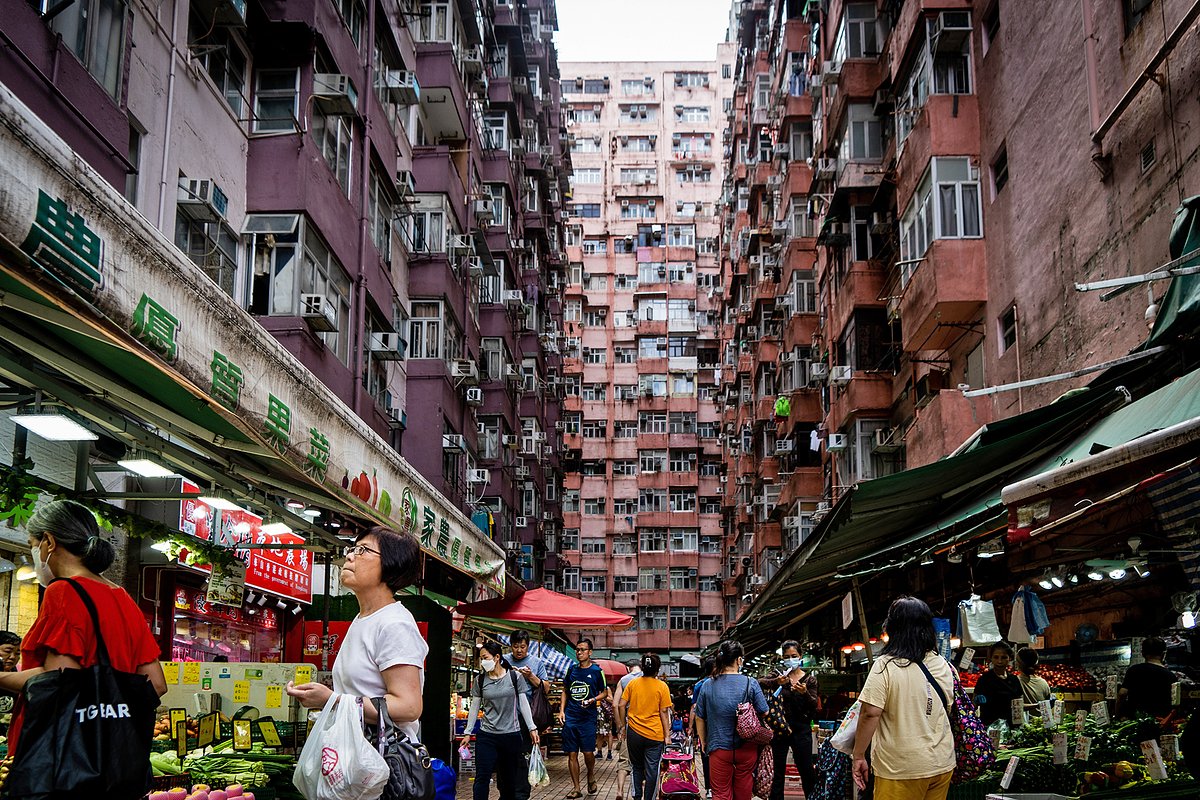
[
  {"x1": 592, "y1": 659, "x2": 629, "y2": 683},
  {"x1": 456, "y1": 587, "x2": 634, "y2": 631}
]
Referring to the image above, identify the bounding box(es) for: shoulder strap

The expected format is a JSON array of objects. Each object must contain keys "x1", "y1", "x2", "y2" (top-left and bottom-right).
[
  {"x1": 914, "y1": 658, "x2": 950, "y2": 714},
  {"x1": 510, "y1": 669, "x2": 522, "y2": 697},
  {"x1": 56, "y1": 577, "x2": 111, "y2": 668}
]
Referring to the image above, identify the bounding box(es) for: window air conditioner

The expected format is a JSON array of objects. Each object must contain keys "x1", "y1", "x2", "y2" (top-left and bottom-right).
[
  {"x1": 808, "y1": 362, "x2": 829, "y2": 383},
  {"x1": 873, "y1": 426, "x2": 902, "y2": 453},
  {"x1": 299, "y1": 293, "x2": 338, "y2": 332},
  {"x1": 442, "y1": 434, "x2": 467, "y2": 451},
  {"x1": 826, "y1": 434, "x2": 849, "y2": 451},
  {"x1": 313, "y1": 73, "x2": 359, "y2": 116},
  {"x1": 514, "y1": 516, "x2": 529, "y2": 528},
  {"x1": 177, "y1": 179, "x2": 228, "y2": 223},
  {"x1": 503, "y1": 289, "x2": 525, "y2": 307},
  {"x1": 386, "y1": 407, "x2": 405, "y2": 428},
  {"x1": 369, "y1": 332, "x2": 404, "y2": 360},
  {"x1": 469, "y1": 468, "x2": 490, "y2": 484},
  {"x1": 396, "y1": 170, "x2": 417, "y2": 197},
  {"x1": 830, "y1": 365, "x2": 853, "y2": 385},
  {"x1": 783, "y1": 516, "x2": 802, "y2": 530},
  {"x1": 467, "y1": 257, "x2": 485, "y2": 277},
  {"x1": 502, "y1": 434, "x2": 520, "y2": 449},
  {"x1": 474, "y1": 199, "x2": 495, "y2": 224},
  {"x1": 774, "y1": 440, "x2": 794, "y2": 455},
  {"x1": 515, "y1": 465, "x2": 531, "y2": 478},
  {"x1": 543, "y1": 511, "x2": 554, "y2": 521},
  {"x1": 451, "y1": 360, "x2": 480, "y2": 383},
  {"x1": 378, "y1": 69, "x2": 420, "y2": 105},
  {"x1": 465, "y1": 387, "x2": 484, "y2": 406}
]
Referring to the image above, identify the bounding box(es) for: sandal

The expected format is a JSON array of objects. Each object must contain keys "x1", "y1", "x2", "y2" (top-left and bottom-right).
[
  {"x1": 567, "y1": 792, "x2": 583, "y2": 799},
  {"x1": 588, "y1": 782, "x2": 598, "y2": 795}
]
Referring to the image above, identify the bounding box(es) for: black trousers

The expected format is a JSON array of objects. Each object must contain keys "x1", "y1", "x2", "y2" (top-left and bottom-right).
[
  {"x1": 474, "y1": 731, "x2": 527, "y2": 800},
  {"x1": 770, "y1": 729, "x2": 815, "y2": 800}
]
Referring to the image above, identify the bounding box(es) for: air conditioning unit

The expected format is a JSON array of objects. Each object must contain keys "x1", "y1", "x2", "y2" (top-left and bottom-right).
[
  {"x1": 773, "y1": 142, "x2": 790, "y2": 159},
  {"x1": 515, "y1": 465, "x2": 530, "y2": 478},
  {"x1": 386, "y1": 406, "x2": 405, "y2": 429},
  {"x1": 299, "y1": 293, "x2": 337, "y2": 332},
  {"x1": 513, "y1": 77, "x2": 529, "y2": 94},
  {"x1": 514, "y1": 516, "x2": 529, "y2": 528},
  {"x1": 775, "y1": 440, "x2": 794, "y2": 455},
  {"x1": 827, "y1": 433, "x2": 849, "y2": 451},
  {"x1": 503, "y1": 289, "x2": 525, "y2": 307},
  {"x1": 542, "y1": 511, "x2": 554, "y2": 521},
  {"x1": 747, "y1": 575, "x2": 765, "y2": 587},
  {"x1": 448, "y1": 234, "x2": 474, "y2": 258},
  {"x1": 504, "y1": 364, "x2": 521, "y2": 382},
  {"x1": 313, "y1": 73, "x2": 359, "y2": 116},
  {"x1": 378, "y1": 69, "x2": 420, "y2": 105},
  {"x1": 914, "y1": 371, "x2": 948, "y2": 409},
  {"x1": 396, "y1": 169, "x2": 417, "y2": 197},
  {"x1": 468, "y1": 468, "x2": 490, "y2": 484},
  {"x1": 502, "y1": 434, "x2": 520, "y2": 449},
  {"x1": 466, "y1": 257, "x2": 485, "y2": 277},
  {"x1": 465, "y1": 387, "x2": 484, "y2": 406},
  {"x1": 442, "y1": 433, "x2": 467, "y2": 451},
  {"x1": 809, "y1": 73, "x2": 824, "y2": 90},
  {"x1": 932, "y1": 10, "x2": 973, "y2": 53},
  {"x1": 459, "y1": 46, "x2": 484, "y2": 73},
  {"x1": 830, "y1": 365, "x2": 853, "y2": 385},
  {"x1": 509, "y1": 138, "x2": 526, "y2": 156},
  {"x1": 783, "y1": 516, "x2": 802, "y2": 530},
  {"x1": 177, "y1": 178, "x2": 228, "y2": 223},
  {"x1": 815, "y1": 158, "x2": 837, "y2": 179},
  {"x1": 474, "y1": 198, "x2": 495, "y2": 224},
  {"x1": 369, "y1": 331, "x2": 404, "y2": 360},
  {"x1": 873, "y1": 426, "x2": 903, "y2": 453},
  {"x1": 808, "y1": 362, "x2": 829, "y2": 383},
  {"x1": 451, "y1": 360, "x2": 480, "y2": 383}
]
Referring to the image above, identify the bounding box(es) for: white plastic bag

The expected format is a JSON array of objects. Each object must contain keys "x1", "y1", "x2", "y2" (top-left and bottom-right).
[
  {"x1": 959, "y1": 595, "x2": 1003, "y2": 646},
  {"x1": 293, "y1": 693, "x2": 390, "y2": 800},
  {"x1": 528, "y1": 746, "x2": 550, "y2": 787},
  {"x1": 830, "y1": 699, "x2": 862, "y2": 755}
]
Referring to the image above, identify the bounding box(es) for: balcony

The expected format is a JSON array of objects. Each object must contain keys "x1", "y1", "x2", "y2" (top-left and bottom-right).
[
  {"x1": 777, "y1": 466, "x2": 823, "y2": 508},
  {"x1": 904, "y1": 386, "x2": 990, "y2": 468},
  {"x1": 416, "y1": 44, "x2": 469, "y2": 141},
  {"x1": 830, "y1": 267, "x2": 886, "y2": 338},
  {"x1": 827, "y1": 372, "x2": 892, "y2": 431},
  {"x1": 834, "y1": 159, "x2": 885, "y2": 195},
  {"x1": 896, "y1": 238, "x2": 986, "y2": 352},
  {"x1": 895, "y1": 94, "x2": 981, "y2": 209}
]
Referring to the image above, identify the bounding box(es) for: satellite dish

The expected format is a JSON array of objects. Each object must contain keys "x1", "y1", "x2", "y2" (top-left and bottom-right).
[{"x1": 1075, "y1": 623, "x2": 1099, "y2": 644}]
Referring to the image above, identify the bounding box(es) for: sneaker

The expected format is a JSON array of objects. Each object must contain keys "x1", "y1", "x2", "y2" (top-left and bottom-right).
[
  {"x1": 606, "y1": 753, "x2": 614, "y2": 761},
  {"x1": 706, "y1": 792, "x2": 712, "y2": 799}
]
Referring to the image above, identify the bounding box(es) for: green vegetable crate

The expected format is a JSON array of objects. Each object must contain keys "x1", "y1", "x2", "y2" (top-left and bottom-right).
[{"x1": 149, "y1": 772, "x2": 191, "y2": 792}]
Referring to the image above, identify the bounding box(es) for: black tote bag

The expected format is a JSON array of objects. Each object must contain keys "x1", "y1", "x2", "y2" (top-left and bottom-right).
[{"x1": 5, "y1": 578, "x2": 160, "y2": 800}]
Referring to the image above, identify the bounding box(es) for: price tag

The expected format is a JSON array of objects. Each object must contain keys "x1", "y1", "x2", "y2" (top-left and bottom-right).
[
  {"x1": 266, "y1": 684, "x2": 283, "y2": 709},
  {"x1": 1091, "y1": 701, "x2": 1110, "y2": 726},
  {"x1": 1105, "y1": 675, "x2": 1119, "y2": 700},
  {"x1": 1052, "y1": 700, "x2": 1063, "y2": 726},
  {"x1": 958, "y1": 647, "x2": 975, "y2": 670},
  {"x1": 1038, "y1": 700, "x2": 1054, "y2": 729},
  {"x1": 182, "y1": 662, "x2": 201, "y2": 685},
  {"x1": 197, "y1": 712, "x2": 218, "y2": 748},
  {"x1": 169, "y1": 707, "x2": 187, "y2": 730},
  {"x1": 1140, "y1": 739, "x2": 1168, "y2": 780},
  {"x1": 989, "y1": 728, "x2": 1002, "y2": 752},
  {"x1": 1075, "y1": 735, "x2": 1092, "y2": 761},
  {"x1": 1160, "y1": 734, "x2": 1179, "y2": 761},
  {"x1": 233, "y1": 680, "x2": 250, "y2": 704},
  {"x1": 1011, "y1": 698, "x2": 1025, "y2": 726},
  {"x1": 811, "y1": 729, "x2": 818, "y2": 755},
  {"x1": 294, "y1": 665, "x2": 313, "y2": 684},
  {"x1": 162, "y1": 662, "x2": 181, "y2": 684},
  {"x1": 1171, "y1": 681, "x2": 1181, "y2": 706},
  {"x1": 1075, "y1": 709, "x2": 1088, "y2": 732},
  {"x1": 258, "y1": 718, "x2": 283, "y2": 747},
  {"x1": 175, "y1": 720, "x2": 188, "y2": 758},
  {"x1": 232, "y1": 719, "x2": 253, "y2": 751},
  {"x1": 1000, "y1": 756, "x2": 1019, "y2": 789},
  {"x1": 1052, "y1": 733, "x2": 1068, "y2": 765}
]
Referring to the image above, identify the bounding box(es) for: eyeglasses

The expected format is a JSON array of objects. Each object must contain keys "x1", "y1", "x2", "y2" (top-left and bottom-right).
[{"x1": 343, "y1": 544, "x2": 380, "y2": 558}]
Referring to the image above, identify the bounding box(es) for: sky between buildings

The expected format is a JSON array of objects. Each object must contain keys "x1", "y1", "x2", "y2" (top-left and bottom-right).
[{"x1": 555, "y1": 0, "x2": 733, "y2": 62}]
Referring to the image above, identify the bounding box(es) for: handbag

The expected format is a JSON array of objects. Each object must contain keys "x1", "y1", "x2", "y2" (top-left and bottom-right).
[
  {"x1": 915, "y1": 660, "x2": 996, "y2": 783},
  {"x1": 763, "y1": 689, "x2": 791, "y2": 737},
  {"x1": 370, "y1": 697, "x2": 436, "y2": 800},
  {"x1": 828, "y1": 700, "x2": 861, "y2": 755},
  {"x1": 5, "y1": 578, "x2": 160, "y2": 800},
  {"x1": 528, "y1": 681, "x2": 554, "y2": 731},
  {"x1": 295, "y1": 694, "x2": 389, "y2": 800},
  {"x1": 734, "y1": 677, "x2": 774, "y2": 745},
  {"x1": 808, "y1": 739, "x2": 853, "y2": 800},
  {"x1": 752, "y1": 744, "x2": 774, "y2": 798}
]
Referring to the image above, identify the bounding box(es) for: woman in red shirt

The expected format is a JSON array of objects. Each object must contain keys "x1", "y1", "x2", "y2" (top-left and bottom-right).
[{"x1": 0, "y1": 500, "x2": 166, "y2": 752}]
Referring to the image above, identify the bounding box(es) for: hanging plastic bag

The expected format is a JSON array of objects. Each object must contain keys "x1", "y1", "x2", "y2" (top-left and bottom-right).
[
  {"x1": 958, "y1": 595, "x2": 1002, "y2": 646},
  {"x1": 1009, "y1": 593, "x2": 1033, "y2": 643},
  {"x1": 528, "y1": 745, "x2": 551, "y2": 787},
  {"x1": 294, "y1": 694, "x2": 390, "y2": 800},
  {"x1": 829, "y1": 700, "x2": 862, "y2": 755}
]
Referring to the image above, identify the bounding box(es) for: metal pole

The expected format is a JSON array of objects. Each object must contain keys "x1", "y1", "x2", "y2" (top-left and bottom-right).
[
  {"x1": 852, "y1": 577, "x2": 874, "y2": 666},
  {"x1": 321, "y1": 550, "x2": 333, "y2": 671}
]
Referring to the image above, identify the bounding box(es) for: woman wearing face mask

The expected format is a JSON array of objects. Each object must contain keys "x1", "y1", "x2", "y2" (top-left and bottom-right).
[
  {"x1": 459, "y1": 640, "x2": 539, "y2": 800},
  {"x1": 769, "y1": 640, "x2": 819, "y2": 800},
  {"x1": 0, "y1": 501, "x2": 167, "y2": 760}
]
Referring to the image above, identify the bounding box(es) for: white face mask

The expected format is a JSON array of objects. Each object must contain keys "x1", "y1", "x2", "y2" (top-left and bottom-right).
[
  {"x1": 31, "y1": 542, "x2": 54, "y2": 588},
  {"x1": 480, "y1": 659, "x2": 496, "y2": 672}
]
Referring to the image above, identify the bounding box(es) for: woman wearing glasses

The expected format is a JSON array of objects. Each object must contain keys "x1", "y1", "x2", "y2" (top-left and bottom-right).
[{"x1": 286, "y1": 526, "x2": 427, "y2": 740}]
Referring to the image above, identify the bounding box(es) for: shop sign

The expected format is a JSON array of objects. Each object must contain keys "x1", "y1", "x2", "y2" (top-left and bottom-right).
[
  {"x1": 181, "y1": 480, "x2": 313, "y2": 604},
  {"x1": 206, "y1": 559, "x2": 247, "y2": 608},
  {"x1": 0, "y1": 86, "x2": 505, "y2": 593},
  {"x1": 174, "y1": 587, "x2": 278, "y2": 630}
]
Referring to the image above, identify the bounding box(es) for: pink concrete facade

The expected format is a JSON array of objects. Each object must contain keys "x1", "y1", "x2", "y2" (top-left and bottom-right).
[{"x1": 557, "y1": 52, "x2": 736, "y2": 662}]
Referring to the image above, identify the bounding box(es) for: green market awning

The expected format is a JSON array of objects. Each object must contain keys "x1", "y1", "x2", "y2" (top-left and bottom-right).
[
  {"x1": 1147, "y1": 195, "x2": 1200, "y2": 348},
  {"x1": 0, "y1": 84, "x2": 505, "y2": 592}
]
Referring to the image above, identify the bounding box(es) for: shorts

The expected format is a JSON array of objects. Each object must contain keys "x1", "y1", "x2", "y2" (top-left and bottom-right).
[
  {"x1": 561, "y1": 720, "x2": 598, "y2": 754},
  {"x1": 615, "y1": 738, "x2": 631, "y2": 773},
  {"x1": 873, "y1": 771, "x2": 953, "y2": 800}
]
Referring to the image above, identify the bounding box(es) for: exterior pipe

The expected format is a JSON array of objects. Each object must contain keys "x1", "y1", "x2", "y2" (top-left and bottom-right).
[
  {"x1": 1081, "y1": 0, "x2": 1101, "y2": 132},
  {"x1": 155, "y1": 0, "x2": 181, "y2": 230},
  {"x1": 351, "y1": 0, "x2": 377, "y2": 417}
]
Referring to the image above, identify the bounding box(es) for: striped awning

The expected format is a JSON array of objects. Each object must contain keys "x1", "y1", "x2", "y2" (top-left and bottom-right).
[{"x1": 1145, "y1": 463, "x2": 1200, "y2": 590}]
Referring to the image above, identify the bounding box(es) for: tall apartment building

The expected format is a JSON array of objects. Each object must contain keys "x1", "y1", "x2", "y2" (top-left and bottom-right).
[
  {"x1": 0, "y1": 0, "x2": 569, "y2": 595},
  {"x1": 720, "y1": 0, "x2": 1200, "y2": 621},
  {"x1": 557, "y1": 53, "x2": 737, "y2": 664}
]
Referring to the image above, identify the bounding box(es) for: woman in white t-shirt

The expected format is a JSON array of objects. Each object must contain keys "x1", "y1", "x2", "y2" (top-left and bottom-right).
[
  {"x1": 286, "y1": 526, "x2": 428, "y2": 740},
  {"x1": 851, "y1": 596, "x2": 955, "y2": 800}
]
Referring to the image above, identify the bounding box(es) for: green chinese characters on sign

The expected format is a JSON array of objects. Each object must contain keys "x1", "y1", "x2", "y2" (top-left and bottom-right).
[
  {"x1": 450, "y1": 536, "x2": 461, "y2": 564},
  {"x1": 132, "y1": 294, "x2": 180, "y2": 361},
  {"x1": 437, "y1": 518, "x2": 450, "y2": 557},
  {"x1": 400, "y1": 487, "x2": 418, "y2": 534},
  {"x1": 463, "y1": 544, "x2": 473, "y2": 568},
  {"x1": 20, "y1": 190, "x2": 103, "y2": 293},
  {"x1": 421, "y1": 506, "x2": 435, "y2": 548},
  {"x1": 305, "y1": 427, "x2": 331, "y2": 481},
  {"x1": 210, "y1": 351, "x2": 243, "y2": 409},
  {"x1": 263, "y1": 394, "x2": 291, "y2": 452}
]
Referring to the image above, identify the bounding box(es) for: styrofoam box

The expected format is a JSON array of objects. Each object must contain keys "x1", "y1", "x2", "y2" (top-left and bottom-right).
[{"x1": 986, "y1": 794, "x2": 1074, "y2": 800}]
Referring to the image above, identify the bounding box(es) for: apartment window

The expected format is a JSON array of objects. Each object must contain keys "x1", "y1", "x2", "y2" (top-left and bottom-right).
[
  {"x1": 176, "y1": 213, "x2": 239, "y2": 299},
  {"x1": 613, "y1": 461, "x2": 638, "y2": 477},
  {"x1": 841, "y1": 3, "x2": 878, "y2": 59},
  {"x1": 574, "y1": 203, "x2": 601, "y2": 218},
  {"x1": 561, "y1": 567, "x2": 580, "y2": 592},
  {"x1": 639, "y1": 263, "x2": 667, "y2": 285},
  {"x1": 573, "y1": 168, "x2": 602, "y2": 184},
  {"x1": 269, "y1": 226, "x2": 353, "y2": 363},
  {"x1": 676, "y1": 168, "x2": 712, "y2": 183},
  {"x1": 254, "y1": 69, "x2": 299, "y2": 132},
  {"x1": 899, "y1": 158, "x2": 982, "y2": 265},
  {"x1": 790, "y1": 124, "x2": 814, "y2": 161},
  {"x1": 668, "y1": 451, "x2": 693, "y2": 472},
  {"x1": 562, "y1": 528, "x2": 580, "y2": 550},
  {"x1": 677, "y1": 106, "x2": 710, "y2": 123},
  {"x1": 580, "y1": 574, "x2": 606, "y2": 593},
  {"x1": 615, "y1": 421, "x2": 639, "y2": 438},
  {"x1": 615, "y1": 346, "x2": 637, "y2": 363},
  {"x1": 1123, "y1": 0, "x2": 1149, "y2": 35},
  {"x1": 700, "y1": 496, "x2": 721, "y2": 513},
  {"x1": 418, "y1": 1, "x2": 454, "y2": 42},
  {"x1": 999, "y1": 305, "x2": 1017, "y2": 353},
  {"x1": 583, "y1": 347, "x2": 607, "y2": 364},
  {"x1": 983, "y1": 3, "x2": 1001, "y2": 52},
  {"x1": 667, "y1": 225, "x2": 696, "y2": 247},
  {"x1": 639, "y1": 337, "x2": 667, "y2": 359},
  {"x1": 670, "y1": 607, "x2": 699, "y2": 630},
  {"x1": 620, "y1": 201, "x2": 655, "y2": 219},
  {"x1": 367, "y1": 167, "x2": 396, "y2": 263},
  {"x1": 37, "y1": 0, "x2": 127, "y2": 98},
  {"x1": 614, "y1": 575, "x2": 637, "y2": 592},
  {"x1": 754, "y1": 75, "x2": 771, "y2": 109},
  {"x1": 336, "y1": 0, "x2": 366, "y2": 46},
  {"x1": 700, "y1": 535, "x2": 721, "y2": 554},
  {"x1": 639, "y1": 489, "x2": 667, "y2": 514},
  {"x1": 622, "y1": 79, "x2": 652, "y2": 95},
  {"x1": 669, "y1": 489, "x2": 696, "y2": 513},
  {"x1": 582, "y1": 383, "x2": 607, "y2": 401},
  {"x1": 721, "y1": 64, "x2": 732, "y2": 79},
  {"x1": 623, "y1": 136, "x2": 656, "y2": 152},
  {"x1": 187, "y1": 17, "x2": 246, "y2": 115},
  {"x1": 668, "y1": 336, "x2": 695, "y2": 357},
  {"x1": 582, "y1": 239, "x2": 608, "y2": 255},
  {"x1": 668, "y1": 412, "x2": 696, "y2": 434},
  {"x1": 614, "y1": 536, "x2": 638, "y2": 557},
  {"x1": 640, "y1": 450, "x2": 666, "y2": 472},
  {"x1": 676, "y1": 72, "x2": 710, "y2": 87},
  {"x1": 581, "y1": 79, "x2": 608, "y2": 93},
  {"x1": 845, "y1": 104, "x2": 883, "y2": 161},
  {"x1": 639, "y1": 527, "x2": 668, "y2": 551},
  {"x1": 620, "y1": 104, "x2": 657, "y2": 123},
  {"x1": 582, "y1": 497, "x2": 606, "y2": 516},
  {"x1": 699, "y1": 614, "x2": 723, "y2": 631},
  {"x1": 582, "y1": 420, "x2": 607, "y2": 438},
  {"x1": 408, "y1": 206, "x2": 445, "y2": 253},
  {"x1": 669, "y1": 567, "x2": 697, "y2": 590},
  {"x1": 991, "y1": 145, "x2": 1009, "y2": 198},
  {"x1": 581, "y1": 538, "x2": 606, "y2": 555},
  {"x1": 670, "y1": 529, "x2": 698, "y2": 552},
  {"x1": 572, "y1": 138, "x2": 602, "y2": 153},
  {"x1": 639, "y1": 412, "x2": 667, "y2": 433},
  {"x1": 312, "y1": 108, "x2": 353, "y2": 194},
  {"x1": 933, "y1": 49, "x2": 972, "y2": 95},
  {"x1": 641, "y1": 607, "x2": 668, "y2": 630},
  {"x1": 484, "y1": 113, "x2": 508, "y2": 149},
  {"x1": 619, "y1": 168, "x2": 657, "y2": 184},
  {"x1": 792, "y1": 270, "x2": 818, "y2": 313}
]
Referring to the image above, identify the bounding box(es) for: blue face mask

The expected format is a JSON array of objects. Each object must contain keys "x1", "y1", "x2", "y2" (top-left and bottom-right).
[{"x1": 781, "y1": 657, "x2": 801, "y2": 670}]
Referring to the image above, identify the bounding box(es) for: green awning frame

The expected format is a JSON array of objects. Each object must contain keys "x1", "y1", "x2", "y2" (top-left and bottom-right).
[{"x1": 1148, "y1": 195, "x2": 1200, "y2": 347}]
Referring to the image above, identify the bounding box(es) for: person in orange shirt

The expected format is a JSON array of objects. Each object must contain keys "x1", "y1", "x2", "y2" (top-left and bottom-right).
[{"x1": 618, "y1": 653, "x2": 673, "y2": 800}]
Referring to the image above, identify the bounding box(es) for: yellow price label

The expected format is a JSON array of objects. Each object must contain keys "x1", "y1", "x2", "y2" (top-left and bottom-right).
[
  {"x1": 294, "y1": 664, "x2": 313, "y2": 684},
  {"x1": 162, "y1": 662, "x2": 181, "y2": 684},
  {"x1": 265, "y1": 685, "x2": 283, "y2": 709},
  {"x1": 232, "y1": 680, "x2": 250, "y2": 704},
  {"x1": 169, "y1": 708, "x2": 187, "y2": 729},
  {"x1": 232, "y1": 719, "x2": 252, "y2": 751},
  {"x1": 258, "y1": 719, "x2": 283, "y2": 747},
  {"x1": 175, "y1": 720, "x2": 188, "y2": 758},
  {"x1": 182, "y1": 662, "x2": 201, "y2": 685},
  {"x1": 198, "y1": 713, "x2": 218, "y2": 748}
]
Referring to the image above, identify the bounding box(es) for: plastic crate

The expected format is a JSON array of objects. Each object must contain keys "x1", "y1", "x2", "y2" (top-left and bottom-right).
[
  {"x1": 149, "y1": 772, "x2": 191, "y2": 792},
  {"x1": 947, "y1": 781, "x2": 995, "y2": 800}
]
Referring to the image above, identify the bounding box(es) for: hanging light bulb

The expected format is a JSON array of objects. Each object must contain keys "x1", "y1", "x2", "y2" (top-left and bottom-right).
[
  {"x1": 1109, "y1": 568, "x2": 1126, "y2": 580},
  {"x1": 1088, "y1": 569, "x2": 1105, "y2": 581},
  {"x1": 1038, "y1": 570, "x2": 1054, "y2": 591},
  {"x1": 1068, "y1": 572, "x2": 1080, "y2": 584}
]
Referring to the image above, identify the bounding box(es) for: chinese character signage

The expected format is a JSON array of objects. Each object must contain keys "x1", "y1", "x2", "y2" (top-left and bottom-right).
[{"x1": 0, "y1": 86, "x2": 505, "y2": 593}]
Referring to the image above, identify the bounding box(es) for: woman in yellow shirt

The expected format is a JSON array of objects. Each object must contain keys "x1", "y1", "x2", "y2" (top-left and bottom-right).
[{"x1": 618, "y1": 653, "x2": 673, "y2": 800}]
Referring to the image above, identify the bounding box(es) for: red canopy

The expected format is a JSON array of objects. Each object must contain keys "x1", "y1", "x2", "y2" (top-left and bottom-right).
[
  {"x1": 456, "y1": 587, "x2": 634, "y2": 631},
  {"x1": 592, "y1": 659, "x2": 629, "y2": 683}
]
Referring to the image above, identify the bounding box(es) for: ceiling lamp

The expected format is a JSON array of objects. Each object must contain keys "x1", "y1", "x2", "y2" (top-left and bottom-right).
[
  {"x1": 1108, "y1": 567, "x2": 1127, "y2": 580},
  {"x1": 261, "y1": 519, "x2": 292, "y2": 536},
  {"x1": 1038, "y1": 570, "x2": 1054, "y2": 591},
  {"x1": 12, "y1": 408, "x2": 98, "y2": 441},
  {"x1": 197, "y1": 492, "x2": 246, "y2": 512},
  {"x1": 118, "y1": 450, "x2": 178, "y2": 478},
  {"x1": 976, "y1": 539, "x2": 1005, "y2": 559},
  {"x1": 15, "y1": 565, "x2": 37, "y2": 581},
  {"x1": 1088, "y1": 569, "x2": 1105, "y2": 581},
  {"x1": 301, "y1": 507, "x2": 322, "y2": 519}
]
